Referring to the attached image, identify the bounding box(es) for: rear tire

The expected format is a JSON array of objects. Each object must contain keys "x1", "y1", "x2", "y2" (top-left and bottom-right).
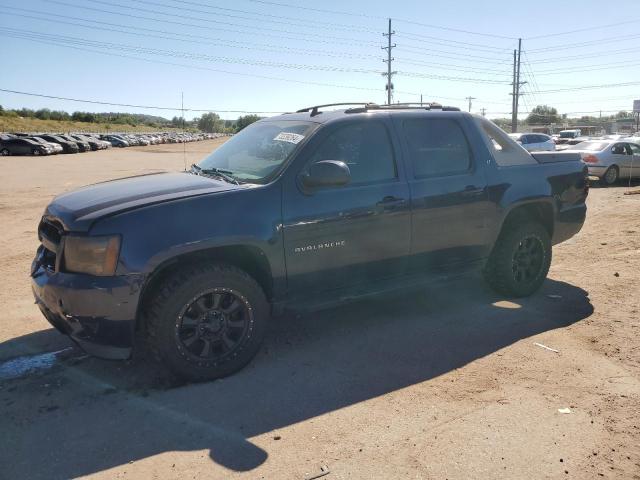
[
  {"x1": 601, "y1": 165, "x2": 619, "y2": 186},
  {"x1": 144, "y1": 263, "x2": 269, "y2": 382},
  {"x1": 32, "y1": 148, "x2": 41, "y2": 156},
  {"x1": 0, "y1": 148, "x2": 10, "y2": 156},
  {"x1": 483, "y1": 221, "x2": 551, "y2": 297}
]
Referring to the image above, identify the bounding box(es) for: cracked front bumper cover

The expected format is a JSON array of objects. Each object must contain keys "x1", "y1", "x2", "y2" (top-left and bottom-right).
[{"x1": 31, "y1": 257, "x2": 144, "y2": 360}]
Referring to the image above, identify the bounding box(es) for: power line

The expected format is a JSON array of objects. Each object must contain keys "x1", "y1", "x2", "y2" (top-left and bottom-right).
[
  {"x1": 0, "y1": 28, "x2": 380, "y2": 74},
  {"x1": 394, "y1": 32, "x2": 514, "y2": 53},
  {"x1": 128, "y1": 0, "x2": 379, "y2": 33},
  {"x1": 46, "y1": 0, "x2": 378, "y2": 46},
  {"x1": 525, "y1": 46, "x2": 639, "y2": 64},
  {"x1": 243, "y1": 0, "x2": 518, "y2": 39},
  {"x1": 394, "y1": 43, "x2": 513, "y2": 63},
  {"x1": 2, "y1": 28, "x2": 512, "y2": 85},
  {"x1": 526, "y1": 18, "x2": 640, "y2": 40},
  {"x1": 1, "y1": 35, "x2": 416, "y2": 96},
  {"x1": 4, "y1": 9, "x2": 519, "y2": 75},
  {"x1": 2, "y1": 10, "x2": 378, "y2": 60},
  {"x1": 396, "y1": 71, "x2": 509, "y2": 84},
  {"x1": 81, "y1": 0, "x2": 378, "y2": 44},
  {"x1": 533, "y1": 81, "x2": 640, "y2": 94},
  {"x1": 526, "y1": 32, "x2": 640, "y2": 52},
  {"x1": 0, "y1": 88, "x2": 284, "y2": 113}
]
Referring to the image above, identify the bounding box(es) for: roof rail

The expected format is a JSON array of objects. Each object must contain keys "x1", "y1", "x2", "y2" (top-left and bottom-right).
[
  {"x1": 344, "y1": 102, "x2": 461, "y2": 113},
  {"x1": 294, "y1": 102, "x2": 461, "y2": 116},
  {"x1": 378, "y1": 102, "x2": 461, "y2": 111},
  {"x1": 296, "y1": 102, "x2": 378, "y2": 116}
]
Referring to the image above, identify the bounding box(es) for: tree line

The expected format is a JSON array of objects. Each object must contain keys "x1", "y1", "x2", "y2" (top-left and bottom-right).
[{"x1": 0, "y1": 105, "x2": 261, "y2": 133}]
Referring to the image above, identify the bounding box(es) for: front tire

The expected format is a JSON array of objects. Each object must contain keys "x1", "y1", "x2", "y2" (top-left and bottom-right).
[
  {"x1": 144, "y1": 263, "x2": 269, "y2": 382},
  {"x1": 0, "y1": 148, "x2": 10, "y2": 156},
  {"x1": 602, "y1": 165, "x2": 619, "y2": 186},
  {"x1": 483, "y1": 221, "x2": 551, "y2": 297}
]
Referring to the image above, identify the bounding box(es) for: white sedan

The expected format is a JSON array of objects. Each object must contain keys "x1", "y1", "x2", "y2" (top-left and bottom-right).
[
  {"x1": 566, "y1": 140, "x2": 640, "y2": 185},
  {"x1": 508, "y1": 133, "x2": 556, "y2": 152}
]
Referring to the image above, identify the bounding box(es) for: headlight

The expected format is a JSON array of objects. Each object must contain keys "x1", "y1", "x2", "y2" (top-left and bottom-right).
[{"x1": 63, "y1": 235, "x2": 121, "y2": 276}]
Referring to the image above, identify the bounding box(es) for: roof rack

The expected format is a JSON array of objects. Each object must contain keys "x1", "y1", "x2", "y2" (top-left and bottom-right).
[
  {"x1": 294, "y1": 102, "x2": 461, "y2": 116},
  {"x1": 296, "y1": 102, "x2": 378, "y2": 117}
]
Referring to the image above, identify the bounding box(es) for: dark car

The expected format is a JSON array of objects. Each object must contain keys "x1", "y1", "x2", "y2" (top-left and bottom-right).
[
  {"x1": 36, "y1": 135, "x2": 80, "y2": 154},
  {"x1": 58, "y1": 134, "x2": 91, "y2": 152},
  {"x1": 0, "y1": 137, "x2": 53, "y2": 156},
  {"x1": 70, "y1": 134, "x2": 109, "y2": 151},
  {"x1": 27, "y1": 136, "x2": 64, "y2": 154},
  {"x1": 31, "y1": 103, "x2": 588, "y2": 381}
]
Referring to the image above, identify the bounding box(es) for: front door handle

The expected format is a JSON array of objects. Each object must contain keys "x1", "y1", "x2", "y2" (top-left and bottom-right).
[{"x1": 461, "y1": 186, "x2": 485, "y2": 197}]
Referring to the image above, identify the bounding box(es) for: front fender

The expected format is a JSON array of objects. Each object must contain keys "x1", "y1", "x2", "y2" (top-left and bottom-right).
[{"x1": 89, "y1": 184, "x2": 285, "y2": 284}]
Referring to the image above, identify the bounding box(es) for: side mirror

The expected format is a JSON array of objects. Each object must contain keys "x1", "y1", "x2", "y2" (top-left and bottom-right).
[{"x1": 301, "y1": 160, "x2": 351, "y2": 188}]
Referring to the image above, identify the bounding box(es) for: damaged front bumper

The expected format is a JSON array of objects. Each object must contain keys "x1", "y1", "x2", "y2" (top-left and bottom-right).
[{"x1": 31, "y1": 246, "x2": 144, "y2": 360}]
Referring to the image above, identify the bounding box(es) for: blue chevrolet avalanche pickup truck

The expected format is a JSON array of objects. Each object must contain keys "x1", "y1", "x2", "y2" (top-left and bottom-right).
[{"x1": 31, "y1": 103, "x2": 588, "y2": 381}]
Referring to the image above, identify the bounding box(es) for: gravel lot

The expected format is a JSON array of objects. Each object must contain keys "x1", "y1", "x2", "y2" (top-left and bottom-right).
[{"x1": 1, "y1": 140, "x2": 639, "y2": 479}]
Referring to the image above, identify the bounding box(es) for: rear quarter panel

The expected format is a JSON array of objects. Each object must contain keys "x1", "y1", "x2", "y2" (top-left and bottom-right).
[{"x1": 483, "y1": 160, "x2": 588, "y2": 245}]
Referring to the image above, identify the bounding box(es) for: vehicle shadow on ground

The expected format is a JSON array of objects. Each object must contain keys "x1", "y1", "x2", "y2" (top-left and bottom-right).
[{"x1": 0, "y1": 276, "x2": 593, "y2": 479}]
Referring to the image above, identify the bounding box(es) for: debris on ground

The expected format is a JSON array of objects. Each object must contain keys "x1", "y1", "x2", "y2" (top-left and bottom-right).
[
  {"x1": 534, "y1": 342, "x2": 560, "y2": 353},
  {"x1": 304, "y1": 465, "x2": 330, "y2": 480},
  {"x1": 558, "y1": 408, "x2": 572, "y2": 414}
]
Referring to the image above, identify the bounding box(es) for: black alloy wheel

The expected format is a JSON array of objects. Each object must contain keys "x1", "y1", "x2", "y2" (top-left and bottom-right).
[
  {"x1": 512, "y1": 236, "x2": 544, "y2": 284},
  {"x1": 176, "y1": 288, "x2": 252, "y2": 362}
]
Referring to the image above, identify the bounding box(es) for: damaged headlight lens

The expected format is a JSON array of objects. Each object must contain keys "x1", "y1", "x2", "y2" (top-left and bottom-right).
[{"x1": 63, "y1": 235, "x2": 121, "y2": 276}]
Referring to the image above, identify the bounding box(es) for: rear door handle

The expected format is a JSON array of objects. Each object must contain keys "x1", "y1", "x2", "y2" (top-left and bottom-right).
[{"x1": 377, "y1": 196, "x2": 406, "y2": 207}]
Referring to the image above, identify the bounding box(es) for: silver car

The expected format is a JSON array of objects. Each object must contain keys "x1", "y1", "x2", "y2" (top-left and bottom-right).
[
  {"x1": 508, "y1": 133, "x2": 556, "y2": 151},
  {"x1": 566, "y1": 140, "x2": 640, "y2": 185}
]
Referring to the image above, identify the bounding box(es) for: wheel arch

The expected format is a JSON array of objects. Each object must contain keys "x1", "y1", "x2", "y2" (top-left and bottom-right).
[
  {"x1": 499, "y1": 200, "x2": 555, "y2": 240},
  {"x1": 136, "y1": 244, "x2": 274, "y2": 330}
]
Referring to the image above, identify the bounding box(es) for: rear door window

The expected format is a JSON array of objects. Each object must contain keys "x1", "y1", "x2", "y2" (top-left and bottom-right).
[{"x1": 401, "y1": 118, "x2": 472, "y2": 178}]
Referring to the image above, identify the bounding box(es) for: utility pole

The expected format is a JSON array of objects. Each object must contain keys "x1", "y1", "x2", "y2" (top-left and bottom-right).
[
  {"x1": 481, "y1": 108, "x2": 486, "y2": 117},
  {"x1": 511, "y1": 39, "x2": 526, "y2": 133},
  {"x1": 420, "y1": 94, "x2": 423, "y2": 107},
  {"x1": 181, "y1": 91, "x2": 186, "y2": 172},
  {"x1": 465, "y1": 96, "x2": 476, "y2": 113},
  {"x1": 511, "y1": 49, "x2": 517, "y2": 132},
  {"x1": 382, "y1": 18, "x2": 396, "y2": 105}
]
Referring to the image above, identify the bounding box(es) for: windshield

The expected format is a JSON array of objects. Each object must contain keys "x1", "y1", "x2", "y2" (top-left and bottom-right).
[
  {"x1": 566, "y1": 141, "x2": 608, "y2": 151},
  {"x1": 198, "y1": 120, "x2": 316, "y2": 184}
]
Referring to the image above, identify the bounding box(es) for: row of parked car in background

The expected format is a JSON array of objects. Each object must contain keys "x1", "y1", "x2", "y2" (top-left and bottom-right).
[
  {"x1": 0, "y1": 132, "x2": 222, "y2": 156},
  {"x1": 509, "y1": 130, "x2": 640, "y2": 185}
]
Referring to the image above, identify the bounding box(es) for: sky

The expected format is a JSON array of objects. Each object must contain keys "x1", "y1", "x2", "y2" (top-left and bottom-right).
[{"x1": 0, "y1": 0, "x2": 639, "y2": 120}]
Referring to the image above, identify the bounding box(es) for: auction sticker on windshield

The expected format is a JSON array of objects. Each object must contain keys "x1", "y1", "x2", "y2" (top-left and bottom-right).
[{"x1": 274, "y1": 132, "x2": 305, "y2": 144}]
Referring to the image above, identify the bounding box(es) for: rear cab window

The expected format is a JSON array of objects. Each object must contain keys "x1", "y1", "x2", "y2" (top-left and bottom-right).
[{"x1": 400, "y1": 118, "x2": 472, "y2": 178}]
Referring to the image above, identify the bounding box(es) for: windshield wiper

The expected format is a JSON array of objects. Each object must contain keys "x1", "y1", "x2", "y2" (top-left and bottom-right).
[{"x1": 190, "y1": 164, "x2": 240, "y2": 185}]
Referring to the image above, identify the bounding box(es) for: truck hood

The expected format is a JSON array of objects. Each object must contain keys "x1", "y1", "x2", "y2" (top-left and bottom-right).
[{"x1": 45, "y1": 172, "x2": 242, "y2": 231}]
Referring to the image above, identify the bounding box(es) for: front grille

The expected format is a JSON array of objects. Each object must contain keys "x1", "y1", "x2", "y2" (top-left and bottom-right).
[{"x1": 38, "y1": 218, "x2": 64, "y2": 270}]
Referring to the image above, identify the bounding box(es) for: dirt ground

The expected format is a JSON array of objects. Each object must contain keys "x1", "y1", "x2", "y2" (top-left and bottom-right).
[{"x1": 0, "y1": 140, "x2": 639, "y2": 480}]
